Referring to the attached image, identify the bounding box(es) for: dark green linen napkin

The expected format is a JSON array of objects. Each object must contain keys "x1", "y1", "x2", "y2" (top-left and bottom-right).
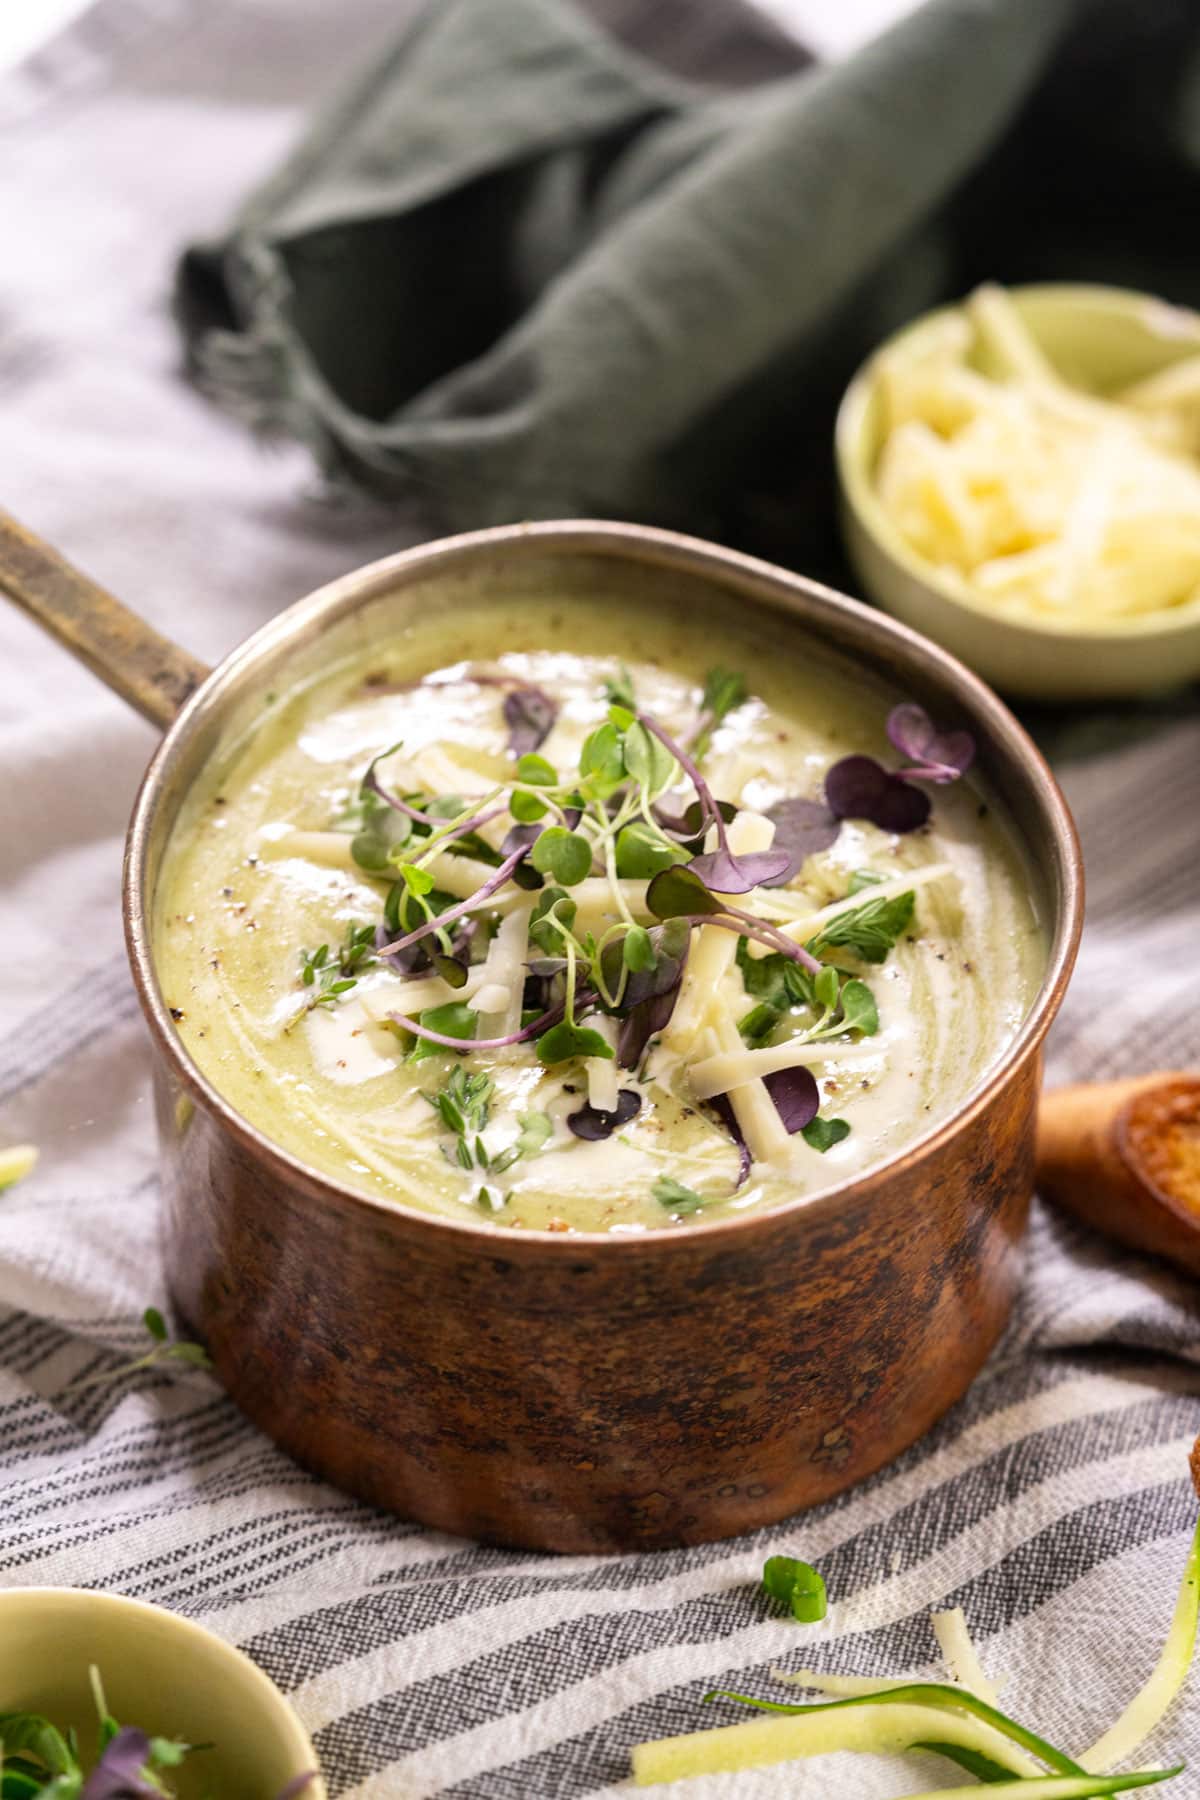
[{"x1": 178, "y1": 0, "x2": 1200, "y2": 574}]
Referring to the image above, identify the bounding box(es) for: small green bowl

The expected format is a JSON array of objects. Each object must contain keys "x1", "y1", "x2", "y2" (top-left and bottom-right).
[
  {"x1": 0, "y1": 1588, "x2": 324, "y2": 1800},
  {"x1": 835, "y1": 282, "x2": 1200, "y2": 700}
]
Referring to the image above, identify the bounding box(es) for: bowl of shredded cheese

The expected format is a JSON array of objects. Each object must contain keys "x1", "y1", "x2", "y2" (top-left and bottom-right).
[{"x1": 836, "y1": 281, "x2": 1200, "y2": 698}]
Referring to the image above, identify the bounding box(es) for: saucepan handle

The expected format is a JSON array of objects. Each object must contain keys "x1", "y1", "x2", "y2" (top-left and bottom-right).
[{"x1": 0, "y1": 508, "x2": 210, "y2": 732}]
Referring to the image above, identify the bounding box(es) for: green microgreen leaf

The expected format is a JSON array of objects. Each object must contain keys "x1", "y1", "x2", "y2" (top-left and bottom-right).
[
  {"x1": 738, "y1": 1002, "x2": 782, "y2": 1048},
  {"x1": 142, "y1": 1307, "x2": 168, "y2": 1343},
  {"x1": 623, "y1": 721, "x2": 677, "y2": 798},
  {"x1": 802, "y1": 1116, "x2": 851, "y2": 1152},
  {"x1": 838, "y1": 978, "x2": 879, "y2": 1035},
  {"x1": 529, "y1": 888, "x2": 576, "y2": 954},
  {"x1": 735, "y1": 937, "x2": 814, "y2": 1009},
  {"x1": 517, "y1": 753, "x2": 557, "y2": 787},
  {"x1": 808, "y1": 890, "x2": 915, "y2": 965},
  {"x1": 578, "y1": 721, "x2": 627, "y2": 796},
  {"x1": 615, "y1": 822, "x2": 687, "y2": 880},
  {"x1": 652, "y1": 1175, "x2": 707, "y2": 1216},
  {"x1": 622, "y1": 925, "x2": 657, "y2": 973},
  {"x1": 762, "y1": 1554, "x2": 828, "y2": 1622},
  {"x1": 398, "y1": 862, "x2": 435, "y2": 897},
  {"x1": 531, "y1": 828, "x2": 593, "y2": 887},
  {"x1": 407, "y1": 1002, "x2": 477, "y2": 1063},
  {"x1": 814, "y1": 964, "x2": 840, "y2": 1013},
  {"x1": 646, "y1": 865, "x2": 722, "y2": 920},
  {"x1": 537, "y1": 1021, "x2": 614, "y2": 1066},
  {"x1": 510, "y1": 752, "x2": 558, "y2": 823}
]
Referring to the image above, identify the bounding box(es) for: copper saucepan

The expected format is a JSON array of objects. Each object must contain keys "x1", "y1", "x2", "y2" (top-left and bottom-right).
[{"x1": 1, "y1": 513, "x2": 1083, "y2": 1552}]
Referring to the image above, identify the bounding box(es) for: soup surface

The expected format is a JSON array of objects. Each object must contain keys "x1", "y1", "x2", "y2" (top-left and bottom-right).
[{"x1": 155, "y1": 593, "x2": 1046, "y2": 1233}]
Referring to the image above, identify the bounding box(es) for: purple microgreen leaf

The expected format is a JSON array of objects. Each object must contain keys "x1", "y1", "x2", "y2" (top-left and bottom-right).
[
  {"x1": 501, "y1": 823, "x2": 543, "y2": 857},
  {"x1": 567, "y1": 1090, "x2": 642, "y2": 1140},
  {"x1": 80, "y1": 1728, "x2": 159, "y2": 1799},
  {"x1": 886, "y1": 703, "x2": 976, "y2": 781},
  {"x1": 824, "y1": 754, "x2": 931, "y2": 833},
  {"x1": 706, "y1": 1093, "x2": 753, "y2": 1190},
  {"x1": 613, "y1": 920, "x2": 690, "y2": 1067},
  {"x1": 527, "y1": 956, "x2": 568, "y2": 978},
  {"x1": 617, "y1": 985, "x2": 677, "y2": 1068},
  {"x1": 376, "y1": 845, "x2": 530, "y2": 957},
  {"x1": 373, "y1": 921, "x2": 430, "y2": 976},
  {"x1": 503, "y1": 685, "x2": 557, "y2": 758},
  {"x1": 762, "y1": 796, "x2": 840, "y2": 883},
  {"x1": 764, "y1": 1065, "x2": 820, "y2": 1134},
  {"x1": 687, "y1": 846, "x2": 793, "y2": 894},
  {"x1": 273, "y1": 1779, "x2": 318, "y2": 1800},
  {"x1": 652, "y1": 798, "x2": 737, "y2": 843}
]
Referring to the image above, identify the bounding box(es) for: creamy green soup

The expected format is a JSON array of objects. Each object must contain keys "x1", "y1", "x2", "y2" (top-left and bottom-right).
[{"x1": 155, "y1": 594, "x2": 1045, "y2": 1233}]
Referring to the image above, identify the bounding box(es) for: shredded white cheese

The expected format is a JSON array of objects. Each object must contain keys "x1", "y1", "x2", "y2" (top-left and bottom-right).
[{"x1": 874, "y1": 282, "x2": 1200, "y2": 623}]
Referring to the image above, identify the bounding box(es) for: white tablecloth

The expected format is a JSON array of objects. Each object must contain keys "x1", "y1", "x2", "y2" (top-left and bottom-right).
[{"x1": 1, "y1": 2, "x2": 1198, "y2": 1794}]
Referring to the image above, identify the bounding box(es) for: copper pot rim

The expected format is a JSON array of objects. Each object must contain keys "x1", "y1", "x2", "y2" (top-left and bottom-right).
[{"x1": 124, "y1": 519, "x2": 1084, "y2": 1256}]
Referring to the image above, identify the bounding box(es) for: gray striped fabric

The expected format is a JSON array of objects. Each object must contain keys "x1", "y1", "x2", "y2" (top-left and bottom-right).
[{"x1": 1, "y1": 1, "x2": 1198, "y2": 1795}]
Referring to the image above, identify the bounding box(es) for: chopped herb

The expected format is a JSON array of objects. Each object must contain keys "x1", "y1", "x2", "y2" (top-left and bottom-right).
[
  {"x1": 426, "y1": 1066, "x2": 492, "y2": 1145},
  {"x1": 603, "y1": 666, "x2": 636, "y2": 710},
  {"x1": 653, "y1": 1175, "x2": 707, "y2": 1216},
  {"x1": 808, "y1": 890, "x2": 915, "y2": 965},
  {"x1": 298, "y1": 921, "x2": 377, "y2": 1010},
  {"x1": 701, "y1": 667, "x2": 747, "y2": 724},
  {"x1": 762, "y1": 1554, "x2": 828, "y2": 1622},
  {"x1": 801, "y1": 1116, "x2": 851, "y2": 1152},
  {"x1": 489, "y1": 1110, "x2": 555, "y2": 1174},
  {"x1": 847, "y1": 868, "x2": 885, "y2": 895},
  {"x1": 63, "y1": 1308, "x2": 212, "y2": 1398}
]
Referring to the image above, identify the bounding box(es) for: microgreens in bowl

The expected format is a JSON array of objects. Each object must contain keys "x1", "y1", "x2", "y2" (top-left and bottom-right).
[{"x1": 0, "y1": 1666, "x2": 314, "y2": 1799}]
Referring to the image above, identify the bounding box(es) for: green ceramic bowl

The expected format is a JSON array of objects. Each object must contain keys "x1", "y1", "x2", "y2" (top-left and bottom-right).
[
  {"x1": 0, "y1": 1589, "x2": 324, "y2": 1800},
  {"x1": 836, "y1": 282, "x2": 1200, "y2": 700}
]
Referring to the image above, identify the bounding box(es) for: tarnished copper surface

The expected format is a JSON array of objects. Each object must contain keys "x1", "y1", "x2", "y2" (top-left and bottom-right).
[{"x1": 9, "y1": 516, "x2": 1082, "y2": 1552}]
